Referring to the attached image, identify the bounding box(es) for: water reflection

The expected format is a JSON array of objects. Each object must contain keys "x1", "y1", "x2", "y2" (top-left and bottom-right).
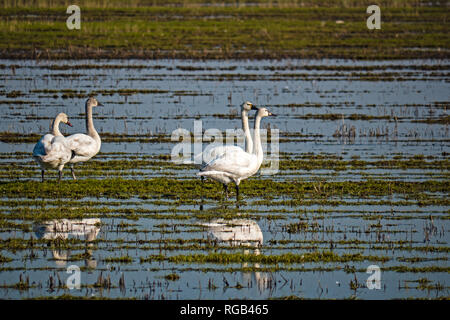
[
  {"x1": 203, "y1": 218, "x2": 273, "y2": 295},
  {"x1": 205, "y1": 218, "x2": 263, "y2": 247},
  {"x1": 33, "y1": 218, "x2": 100, "y2": 269}
]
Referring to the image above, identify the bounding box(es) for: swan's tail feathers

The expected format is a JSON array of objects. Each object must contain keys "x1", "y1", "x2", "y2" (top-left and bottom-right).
[{"x1": 197, "y1": 170, "x2": 234, "y2": 184}]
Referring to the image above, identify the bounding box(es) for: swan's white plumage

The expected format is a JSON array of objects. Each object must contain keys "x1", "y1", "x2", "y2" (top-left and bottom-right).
[
  {"x1": 65, "y1": 133, "x2": 100, "y2": 163},
  {"x1": 33, "y1": 135, "x2": 72, "y2": 170},
  {"x1": 198, "y1": 148, "x2": 258, "y2": 185},
  {"x1": 33, "y1": 133, "x2": 53, "y2": 159},
  {"x1": 64, "y1": 97, "x2": 103, "y2": 180},
  {"x1": 194, "y1": 144, "x2": 244, "y2": 167},
  {"x1": 32, "y1": 113, "x2": 73, "y2": 174},
  {"x1": 197, "y1": 108, "x2": 275, "y2": 196},
  {"x1": 194, "y1": 101, "x2": 256, "y2": 166},
  {"x1": 38, "y1": 136, "x2": 72, "y2": 168}
]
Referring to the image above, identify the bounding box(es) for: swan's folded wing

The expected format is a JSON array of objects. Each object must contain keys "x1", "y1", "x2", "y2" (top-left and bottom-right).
[
  {"x1": 41, "y1": 137, "x2": 72, "y2": 162},
  {"x1": 200, "y1": 148, "x2": 255, "y2": 176},
  {"x1": 33, "y1": 134, "x2": 54, "y2": 156},
  {"x1": 65, "y1": 134, "x2": 97, "y2": 157},
  {"x1": 197, "y1": 145, "x2": 243, "y2": 165}
]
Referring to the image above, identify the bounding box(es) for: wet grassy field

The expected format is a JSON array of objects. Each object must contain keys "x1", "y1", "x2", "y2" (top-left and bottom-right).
[
  {"x1": 0, "y1": 59, "x2": 448, "y2": 299},
  {"x1": 0, "y1": 0, "x2": 449, "y2": 300},
  {"x1": 0, "y1": 2, "x2": 448, "y2": 60}
]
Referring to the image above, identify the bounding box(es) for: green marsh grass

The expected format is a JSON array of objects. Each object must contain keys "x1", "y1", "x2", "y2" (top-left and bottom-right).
[
  {"x1": 0, "y1": 178, "x2": 448, "y2": 200},
  {"x1": 0, "y1": 5, "x2": 448, "y2": 59}
]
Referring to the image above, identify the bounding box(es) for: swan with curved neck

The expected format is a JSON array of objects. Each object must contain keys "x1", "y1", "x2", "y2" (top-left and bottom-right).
[
  {"x1": 195, "y1": 101, "x2": 257, "y2": 167},
  {"x1": 50, "y1": 113, "x2": 72, "y2": 137},
  {"x1": 65, "y1": 97, "x2": 103, "y2": 180},
  {"x1": 197, "y1": 107, "x2": 276, "y2": 201},
  {"x1": 32, "y1": 112, "x2": 73, "y2": 181}
]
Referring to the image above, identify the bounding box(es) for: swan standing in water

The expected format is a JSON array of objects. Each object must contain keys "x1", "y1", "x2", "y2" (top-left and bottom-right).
[
  {"x1": 65, "y1": 97, "x2": 103, "y2": 180},
  {"x1": 198, "y1": 107, "x2": 276, "y2": 201},
  {"x1": 32, "y1": 112, "x2": 73, "y2": 182},
  {"x1": 195, "y1": 101, "x2": 258, "y2": 166}
]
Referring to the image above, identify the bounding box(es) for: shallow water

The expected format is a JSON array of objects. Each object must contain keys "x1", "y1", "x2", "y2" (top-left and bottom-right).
[{"x1": 0, "y1": 59, "x2": 448, "y2": 299}]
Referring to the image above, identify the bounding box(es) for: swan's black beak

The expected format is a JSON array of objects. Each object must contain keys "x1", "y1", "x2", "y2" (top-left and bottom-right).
[
  {"x1": 269, "y1": 112, "x2": 277, "y2": 117},
  {"x1": 66, "y1": 121, "x2": 73, "y2": 127},
  {"x1": 97, "y1": 102, "x2": 104, "y2": 107},
  {"x1": 251, "y1": 104, "x2": 258, "y2": 111}
]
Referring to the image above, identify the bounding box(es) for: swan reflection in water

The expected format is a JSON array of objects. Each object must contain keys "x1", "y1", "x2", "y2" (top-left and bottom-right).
[
  {"x1": 203, "y1": 218, "x2": 273, "y2": 294},
  {"x1": 33, "y1": 218, "x2": 100, "y2": 269}
]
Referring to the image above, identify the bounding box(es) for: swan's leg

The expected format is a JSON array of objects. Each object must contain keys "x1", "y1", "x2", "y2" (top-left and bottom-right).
[
  {"x1": 223, "y1": 184, "x2": 228, "y2": 200},
  {"x1": 199, "y1": 176, "x2": 205, "y2": 210},
  {"x1": 235, "y1": 184, "x2": 240, "y2": 202},
  {"x1": 70, "y1": 165, "x2": 77, "y2": 180},
  {"x1": 41, "y1": 170, "x2": 44, "y2": 182},
  {"x1": 58, "y1": 170, "x2": 62, "y2": 182}
]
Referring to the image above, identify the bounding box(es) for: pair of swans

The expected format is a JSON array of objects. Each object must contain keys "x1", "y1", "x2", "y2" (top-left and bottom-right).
[
  {"x1": 32, "y1": 97, "x2": 103, "y2": 181},
  {"x1": 198, "y1": 102, "x2": 276, "y2": 201},
  {"x1": 195, "y1": 101, "x2": 258, "y2": 166}
]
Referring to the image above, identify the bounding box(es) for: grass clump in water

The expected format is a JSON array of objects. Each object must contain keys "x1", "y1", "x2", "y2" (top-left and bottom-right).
[
  {"x1": 140, "y1": 251, "x2": 390, "y2": 264},
  {"x1": 164, "y1": 273, "x2": 180, "y2": 281}
]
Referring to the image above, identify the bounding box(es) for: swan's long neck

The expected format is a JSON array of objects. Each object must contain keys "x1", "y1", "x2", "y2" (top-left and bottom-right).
[
  {"x1": 85, "y1": 102, "x2": 100, "y2": 144},
  {"x1": 242, "y1": 109, "x2": 253, "y2": 154},
  {"x1": 253, "y1": 114, "x2": 264, "y2": 166},
  {"x1": 52, "y1": 116, "x2": 63, "y2": 137}
]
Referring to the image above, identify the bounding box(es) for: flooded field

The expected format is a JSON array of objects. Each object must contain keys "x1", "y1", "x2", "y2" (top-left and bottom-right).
[{"x1": 0, "y1": 59, "x2": 448, "y2": 299}]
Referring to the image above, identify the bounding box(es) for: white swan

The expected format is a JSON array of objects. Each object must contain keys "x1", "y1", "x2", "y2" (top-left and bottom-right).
[
  {"x1": 32, "y1": 112, "x2": 73, "y2": 182},
  {"x1": 197, "y1": 107, "x2": 276, "y2": 201},
  {"x1": 65, "y1": 97, "x2": 103, "y2": 180},
  {"x1": 195, "y1": 101, "x2": 258, "y2": 166}
]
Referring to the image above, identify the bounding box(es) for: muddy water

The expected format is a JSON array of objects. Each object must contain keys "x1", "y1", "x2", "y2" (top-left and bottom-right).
[{"x1": 0, "y1": 59, "x2": 448, "y2": 299}]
